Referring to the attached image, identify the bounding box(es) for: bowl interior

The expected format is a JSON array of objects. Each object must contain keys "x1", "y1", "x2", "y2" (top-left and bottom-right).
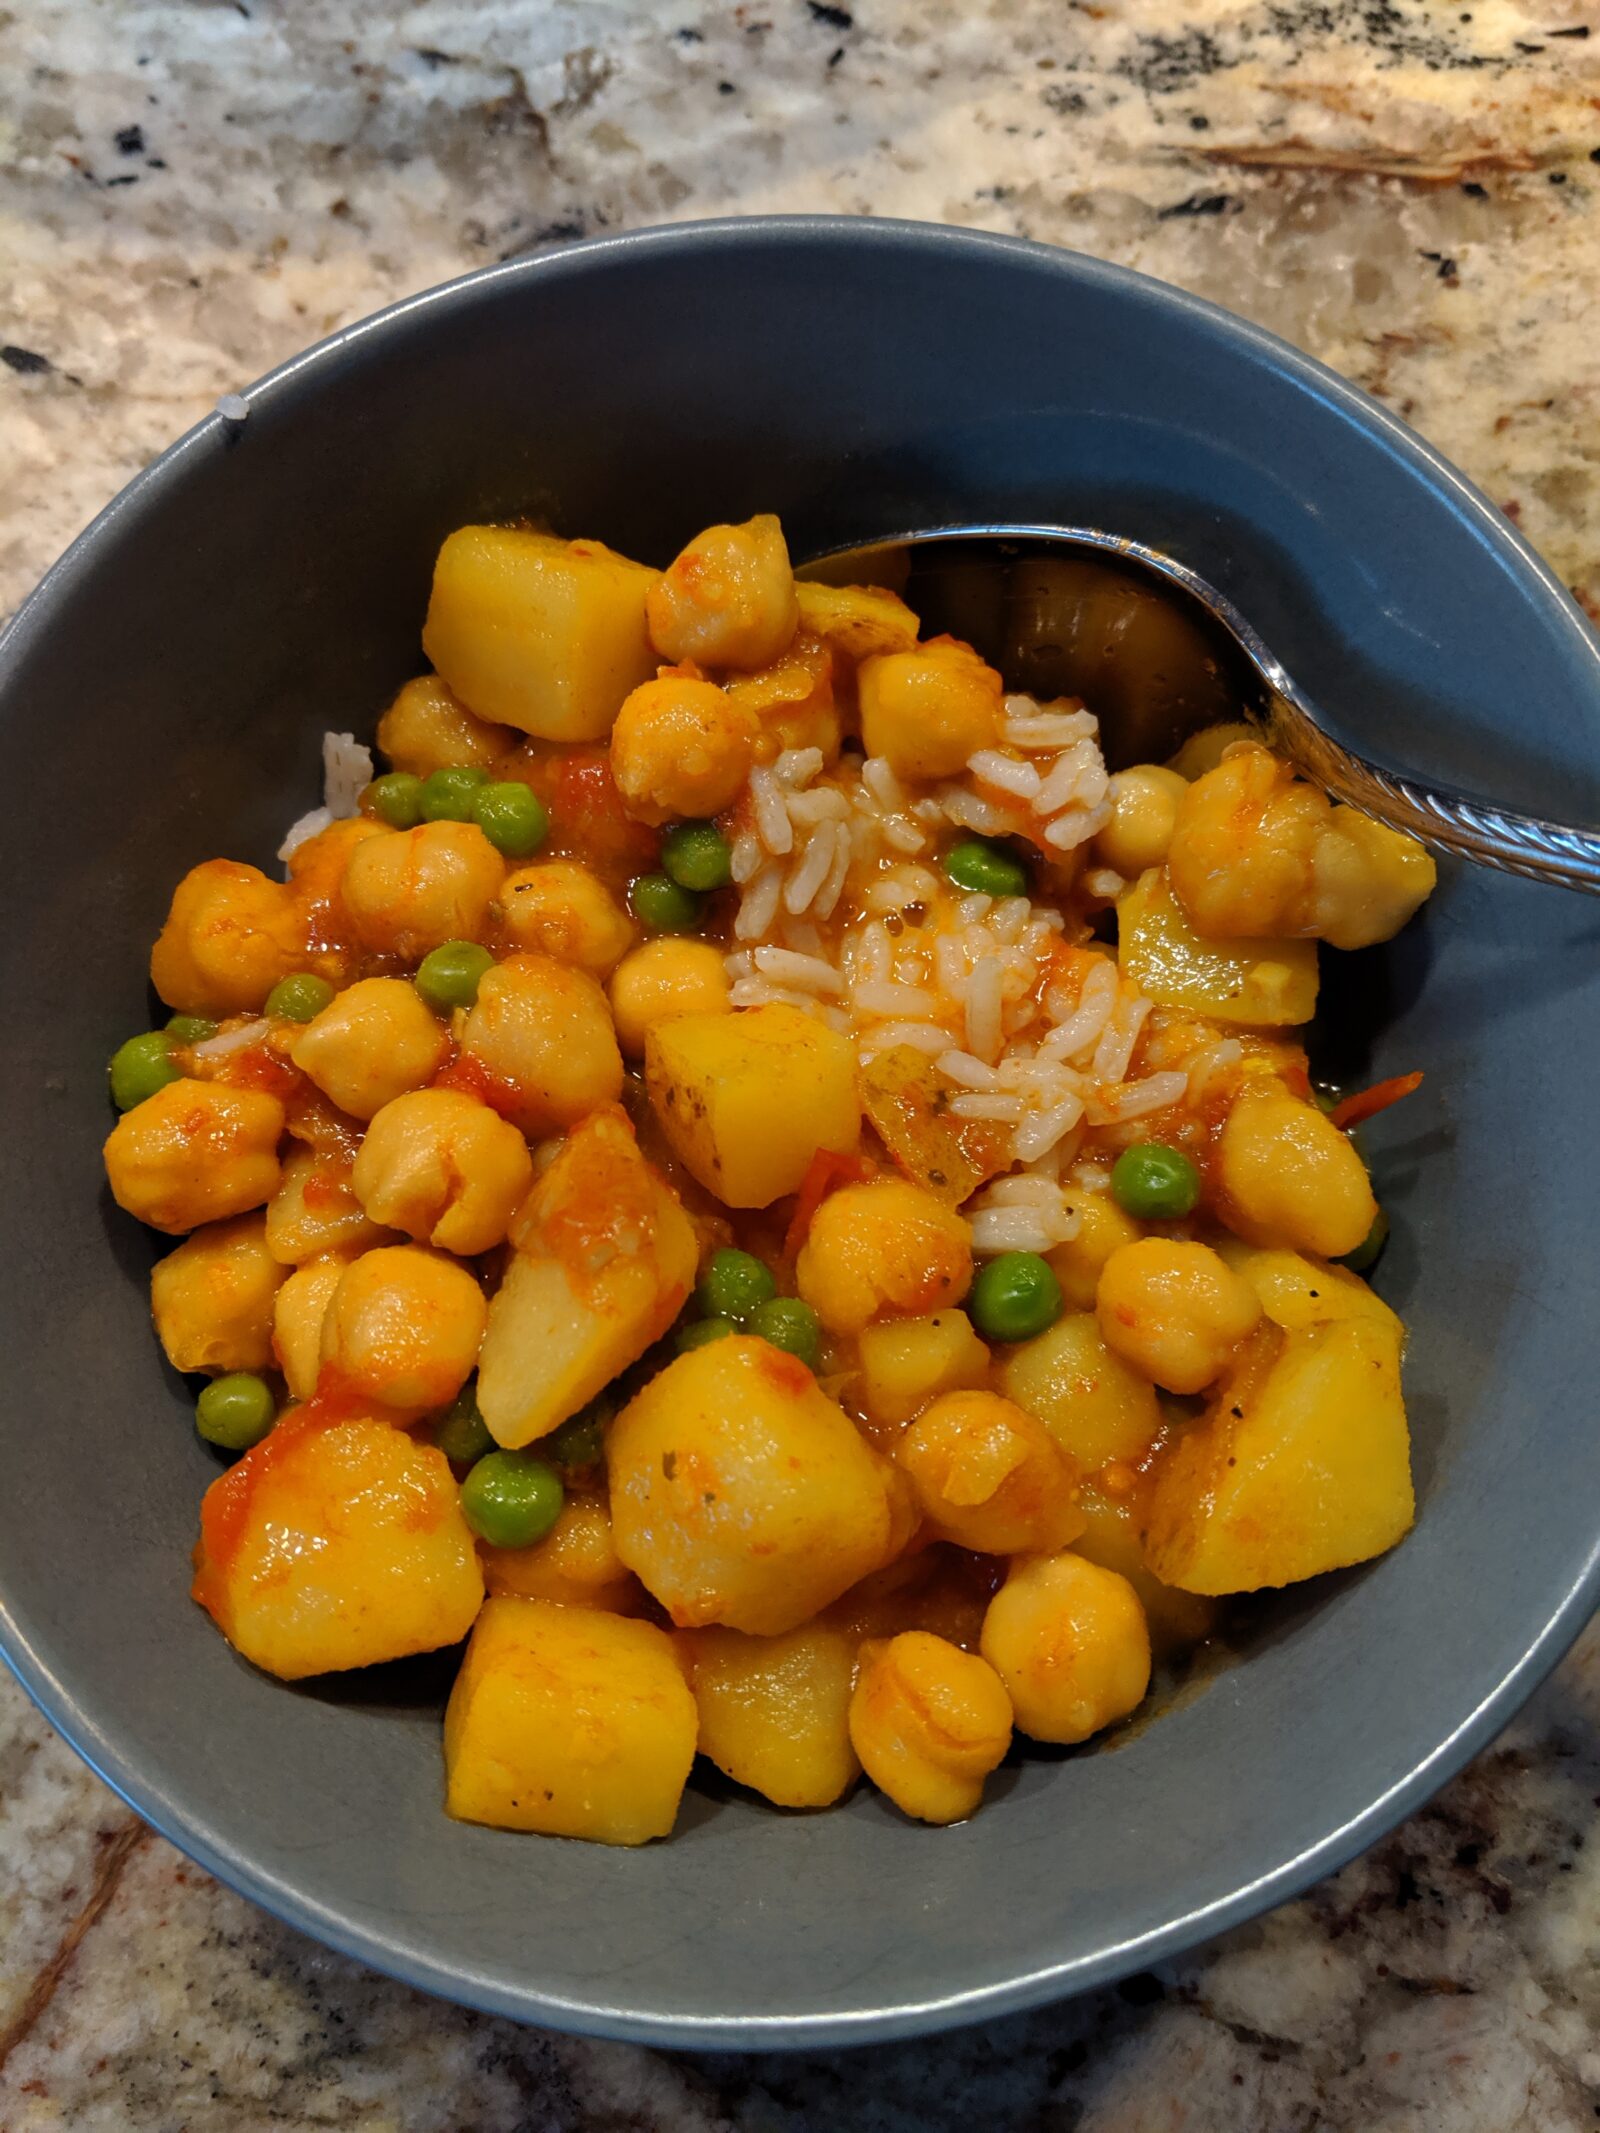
[{"x1": 3, "y1": 219, "x2": 1599, "y2": 2046}]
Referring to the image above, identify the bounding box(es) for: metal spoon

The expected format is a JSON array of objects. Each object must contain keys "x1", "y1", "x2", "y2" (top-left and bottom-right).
[{"x1": 801, "y1": 524, "x2": 1600, "y2": 893}]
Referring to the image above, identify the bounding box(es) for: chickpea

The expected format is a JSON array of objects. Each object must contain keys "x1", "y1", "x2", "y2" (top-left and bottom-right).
[
  {"x1": 500, "y1": 859, "x2": 635, "y2": 976},
  {"x1": 645, "y1": 513, "x2": 800, "y2": 671},
  {"x1": 339, "y1": 821, "x2": 504, "y2": 960},
  {"x1": 896, "y1": 1390, "x2": 1083, "y2": 1554},
  {"x1": 848, "y1": 1632, "x2": 1013, "y2": 1825},
  {"x1": 266, "y1": 1146, "x2": 394, "y2": 1264},
  {"x1": 460, "y1": 952, "x2": 623, "y2": 1134},
  {"x1": 796, "y1": 1179, "x2": 973, "y2": 1337},
  {"x1": 609, "y1": 671, "x2": 760, "y2": 826},
  {"x1": 149, "y1": 859, "x2": 308, "y2": 1018},
  {"x1": 150, "y1": 1214, "x2": 285, "y2": 1375},
  {"x1": 981, "y1": 1552, "x2": 1151, "y2": 1745},
  {"x1": 319, "y1": 1244, "x2": 487, "y2": 1415},
  {"x1": 479, "y1": 1492, "x2": 640, "y2": 1612},
  {"x1": 272, "y1": 1252, "x2": 350, "y2": 1400},
  {"x1": 376, "y1": 673, "x2": 514, "y2": 778},
  {"x1": 1096, "y1": 1237, "x2": 1263, "y2": 1394},
  {"x1": 608, "y1": 938, "x2": 730, "y2": 1058},
  {"x1": 290, "y1": 977, "x2": 451, "y2": 1122},
  {"x1": 104, "y1": 1079, "x2": 284, "y2": 1236},
  {"x1": 1217, "y1": 1077, "x2": 1377, "y2": 1259},
  {"x1": 1307, "y1": 808, "x2": 1438, "y2": 953},
  {"x1": 857, "y1": 636, "x2": 1003, "y2": 782},
  {"x1": 1092, "y1": 763, "x2": 1187, "y2": 879},
  {"x1": 1047, "y1": 1189, "x2": 1142, "y2": 1311},
  {"x1": 352, "y1": 1088, "x2": 534, "y2": 1256}
]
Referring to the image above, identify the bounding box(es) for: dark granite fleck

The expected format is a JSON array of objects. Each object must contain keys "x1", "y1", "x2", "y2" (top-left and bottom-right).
[
  {"x1": 114, "y1": 124, "x2": 144, "y2": 155},
  {"x1": 807, "y1": 1, "x2": 854, "y2": 26},
  {"x1": 2, "y1": 344, "x2": 52, "y2": 374}
]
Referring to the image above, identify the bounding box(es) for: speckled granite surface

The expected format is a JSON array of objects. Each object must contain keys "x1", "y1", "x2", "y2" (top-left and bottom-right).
[{"x1": 2, "y1": 3, "x2": 1599, "y2": 2125}]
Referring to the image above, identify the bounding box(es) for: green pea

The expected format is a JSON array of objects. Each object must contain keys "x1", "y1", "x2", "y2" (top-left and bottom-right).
[
  {"x1": 459, "y1": 1451, "x2": 565, "y2": 1550},
  {"x1": 675, "y1": 1315, "x2": 738, "y2": 1353},
  {"x1": 543, "y1": 1403, "x2": 608, "y2": 1472},
  {"x1": 694, "y1": 1247, "x2": 777, "y2": 1324},
  {"x1": 368, "y1": 771, "x2": 425, "y2": 829},
  {"x1": 108, "y1": 1031, "x2": 180, "y2": 1111},
  {"x1": 1338, "y1": 1206, "x2": 1390, "y2": 1274},
  {"x1": 943, "y1": 838, "x2": 1029, "y2": 899},
  {"x1": 415, "y1": 939, "x2": 494, "y2": 1013},
  {"x1": 419, "y1": 765, "x2": 492, "y2": 823},
  {"x1": 630, "y1": 872, "x2": 702, "y2": 934},
  {"x1": 968, "y1": 1252, "x2": 1063, "y2": 1343},
  {"x1": 661, "y1": 821, "x2": 734, "y2": 893},
  {"x1": 265, "y1": 973, "x2": 336, "y2": 1024},
  {"x1": 435, "y1": 1384, "x2": 495, "y2": 1466},
  {"x1": 748, "y1": 1296, "x2": 822, "y2": 1371},
  {"x1": 196, "y1": 1372, "x2": 277, "y2": 1452},
  {"x1": 164, "y1": 1014, "x2": 218, "y2": 1044},
  {"x1": 1110, "y1": 1143, "x2": 1201, "y2": 1222},
  {"x1": 472, "y1": 780, "x2": 549, "y2": 858},
  {"x1": 1313, "y1": 1087, "x2": 1339, "y2": 1116}
]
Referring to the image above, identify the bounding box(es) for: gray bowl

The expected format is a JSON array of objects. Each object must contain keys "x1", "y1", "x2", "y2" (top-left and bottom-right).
[{"x1": 2, "y1": 217, "x2": 1599, "y2": 2049}]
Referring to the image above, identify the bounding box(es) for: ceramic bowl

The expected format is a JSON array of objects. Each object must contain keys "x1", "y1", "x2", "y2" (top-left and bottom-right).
[{"x1": 3, "y1": 217, "x2": 1599, "y2": 2047}]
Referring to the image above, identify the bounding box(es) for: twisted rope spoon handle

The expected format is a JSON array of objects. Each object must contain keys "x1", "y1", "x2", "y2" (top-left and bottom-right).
[{"x1": 1263, "y1": 692, "x2": 1600, "y2": 894}]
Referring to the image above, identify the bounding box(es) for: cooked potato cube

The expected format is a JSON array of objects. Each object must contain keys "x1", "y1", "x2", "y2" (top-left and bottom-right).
[
  {"x1": 266, "y1": 1146, "x2": 394, "y2": 1264},
  {"x1": 1117, "y1": 866, "x2": 1318, "y2": 1028},
  {"x1": 1142, "y1": 1314, "x2": 1414, "y2": 1594},
  {"x1": 679, "y1": 1623, "x2": 860, "y2": 1809},
  {"x1": 646, "y1": 513, "x2": 799, "y2": 671},
  {"x1": 797, "y1": 1178, "x2": 973, "y2": 1337},
  {"x1": 856, "y1": 1309, "x2": 990, "y2": 1427},
  {"x1": 896, "y1": 1390, "x2": 1083, "y2": 1554},
  {"x1": 1073, "y1": 1486, "x2": 1217, "y2": 1655},
  {"x1": 1096, "y1": 1238, "x2": 1264, "y2": 1395},
  {"x1": 722, "y1": 633, "x2": 842, "y2": 760},
  {"x1": 443, "y1": 1596, "x2": 696, "y2": 1843},
  {"x1": 423, "y1": 527, "x2": 660, "y2": 741},
  {"x1": 376, "y1": 672, "x2": 514, "y2": 777},
  {"x1": 192, "y1": 1414, "x2": 483, "y2": 1679},
  {"x1": 150, "y1": 859, "x2": 308, "y2": 1018},
  {"x1": 999, "y1": 1311, "x2": 1161, "y2": 1471},
  {"x1": 1214, "y1": 1241, "x2": 1401, "y2": 1337},
  {"x1": 980, "y1": 1553, "x2": 1151, "y2": 1744},
  {"x1": 319, "y1": 1245, "x2": 487, "y2": 1417},
  {"x1": 459, "y1": 952, "x2": 623, "y2": 1136},
  {"x1": 479, "y1": 1490, "x2": 642, "y2": 1614},
  {"x1": 645, "y1": 1002, "x2": 859, "y2": 1209},
  {"x1": 351, "y1": 1088, "x2": 533, "y2": 1257},
  {"x1": 793, "y1": 579, "x2": 920, "y2": 663},
  {"x1": 1046, "y1": 1190, "x2": 1142, "y2": 1311},
  {"x1": 271, "y1": 1253, "x2": 350, "y2": 1400},
  {"x1": 499, "y1": 859, "x2": 636, "y2": 976},
  {"x1": 150, "y1": 1214, "x2": 285, "y2": 1375},
  {"x1": 857, "y1": 636, "x2": 1004, "y2": 781},
  {"x1": 848, "y1": 1632, "x2": 1012, "y2": 1825},
  {"x1": 1216, "y1": 1078, "x2": 1377, "y2": 1260},
  {"x1": 609, "y1": 1335, "x2": 895, "y2": 1634},
  {"x1": 104, "y1": 1079, "x2": 284, "y2": 1236},
  {"x1": 290, "y1": 977, "x2": 451, "y2": 1123},
  {"x1": 476, "y1": 1106, "x2": 696, "y2": 1448},
  {"x1": 339, "y1": 822, "x2": 505, "y2": 961}
]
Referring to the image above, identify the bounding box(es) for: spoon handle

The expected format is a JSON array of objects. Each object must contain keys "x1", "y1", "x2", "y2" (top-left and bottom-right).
[{"x1": 1265, "y1": 695, "x2": 1600, "y2": 895}]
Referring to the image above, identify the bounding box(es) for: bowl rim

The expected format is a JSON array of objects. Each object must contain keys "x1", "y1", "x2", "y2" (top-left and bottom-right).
[{"x1": 3, "y1": 211, "x2": 1599, "y2": 2049}]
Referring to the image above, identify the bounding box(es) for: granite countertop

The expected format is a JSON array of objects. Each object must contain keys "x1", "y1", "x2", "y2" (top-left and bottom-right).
[{"x1": 3, "y1": 2, "x2": 1599, "y2": 2125}]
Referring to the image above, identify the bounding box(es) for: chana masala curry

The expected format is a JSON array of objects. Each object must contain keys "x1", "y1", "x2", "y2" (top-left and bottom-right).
[{"x1": 102, "y1": 513, "x2": 1436, "y2": 1844}]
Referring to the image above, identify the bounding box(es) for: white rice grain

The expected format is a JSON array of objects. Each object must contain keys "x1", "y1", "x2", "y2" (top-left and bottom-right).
[
  {"x1": 783, "y1": 824, "x2": 838, "y2": 915},
  {"x1": 752, "y1": 945, "x2": 846, "y2": 996},
  {"x1": 969, "y1": 750, "x2": 1043, "y2": 800},
  {"x1": 965, "y1": 958, "x2": 1005, "y2": 1063},
  {"x1": 750, "y1": 766, "x2": 793, "y2": 853}
]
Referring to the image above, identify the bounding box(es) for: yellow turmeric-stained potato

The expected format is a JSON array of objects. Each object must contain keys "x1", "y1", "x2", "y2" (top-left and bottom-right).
[
  {"x1": 1093, "y1": 763, "x2": 1188, "y2": 880},
  {"x1": 679, "y1": 1623, "x2": 860, "y2": 1809},
  {"x1": 646, "y1": 514, "x2": 800, "y2": 672},
  {"x1": 150, "y1": 1214, "x2": 285, "y2": 1375},
  {"x1": 318, "y1": 1244, "x2": 487, "y2": 1416},
  {"x1": 479, "y1": 1490, "x2": 643, "y2": 1614},
  {"x1": 476, "y1": 1105, "x2": 697, "y2": 1448},
  {"x1": 793, "y1": 579, "x2": 921, "y2": 664},
  {"x1": 609, "y1": 670, "x2": 761, "y2": 826},
  {"x1": 444, "y1": 1597, "x2": 696, "y2": 1843},
  {"x1": 1116, "y1": 864, "x2": 1320, "y2": 1030},
  {"x1": 290, "y1": 977, "x2": 451, "y2": 1123},
  {"x1": 459, "y1": 952, "x2": 623, "y2": 1135},
  {"x1": 796, "y1": 1178, "x2": 972, "y2": 1336},
  {"x1": 855, "y1": 1308, "x2": 991, "y2": 1428},
  {"x1": 608, "y1": 1335, "x2": 895, "y2": 1634},
  {"x1": 192, "y1": 1414, "x2": 484, "y2": 1680},
  {"x1": 999, "y1": 1311, "x2": 1162, "y2": 1471},
  {"x1": 609, "y1": 937, "x2": 731, "y2": 1058},
  {"x1": 1213, "y1": 1239, "x2": 1402, "y2": 1338},
  {"x1": 1046, "y1": 1191, "x2": 1143, "y2": 1311},
  {"x1": 848, "y1": 1631, "x2": 1013, "y2": 1825},
  {"x1": 375, "y1": 672, "x2": 515, "y2": 778},
  {"x1": 980, "y1": 1553, "x2": 1151, "y2": 1745},
  {"x1": 896, "y1": 1391, "x2": 1084, "y2": 1555},
  {"x1": 265, "y1": 1145, "x2": 395, "y2": 1264},
  {"x1": 857, "y1": 636, "x2": 1004, "y2": 781},
  {"x1": 499, "y1": 859, "x2": 636, "y2": 976},
  {"x1": 723, "y1": 633, "x2": 842, "y2": 760},
  {"x1": 339, "y1": 821, "x2": 505, "y2": 960},
  {"x1": 423, "y1": 527, "x2": 661, "y2": 741},
  {"x1": 150, "y1": 859, "x2": 309, "y2": 1018},
  {"x1": 1216, "y1": 1077, "x2": 1378, "y2": 1260},
  {"x1": 271, "y1": 1252, "x2": 350, "y2": 1401},
  {"x1": 1096, "y1": 1237, "x2": 1264, "y2": 1395},
  {"x1": 104, "y1": 1079, "x2": 284, "y2": 1236},
  {"x1": 351, "y1": 1088, "x2": 533, "y2": 1256}
]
